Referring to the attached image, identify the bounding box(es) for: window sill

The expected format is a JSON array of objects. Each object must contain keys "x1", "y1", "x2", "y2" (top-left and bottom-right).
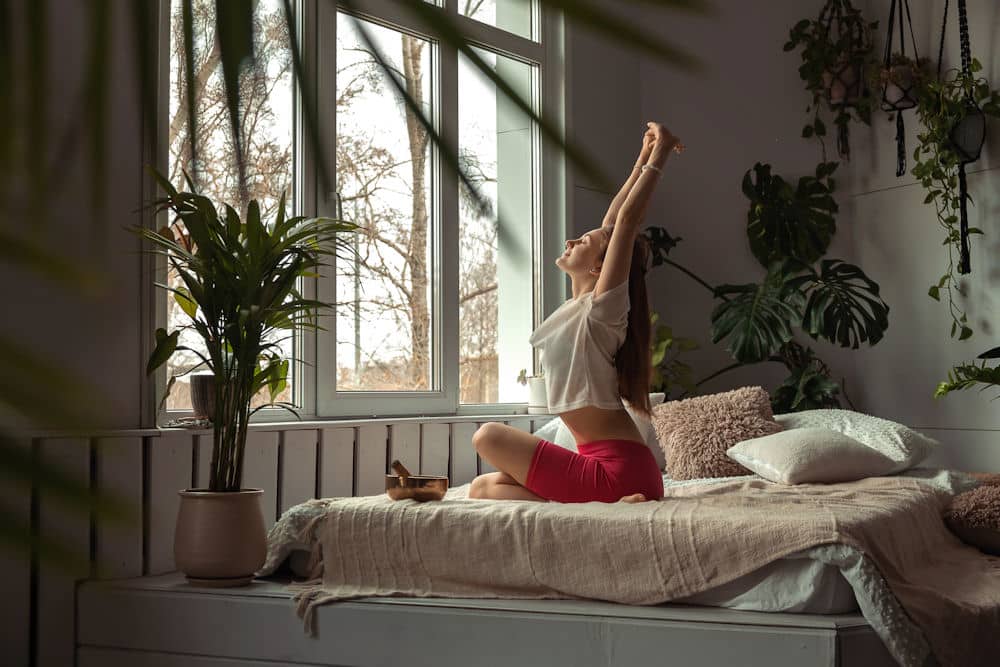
[{"x1": 14, "y1": 411, "x2": 558, "y2": 439}]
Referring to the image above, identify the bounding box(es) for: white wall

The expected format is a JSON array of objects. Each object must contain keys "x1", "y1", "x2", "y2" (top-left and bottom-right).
[
  {"x1": 636, "y1": 0, "x2": 845, "y2": 397},
  {"x1": 633, "y1": 0, "x2": 1000, "y2": 471},
  {"x1": 845, "y1": 0, "x2": 1000, "y2": 470}
]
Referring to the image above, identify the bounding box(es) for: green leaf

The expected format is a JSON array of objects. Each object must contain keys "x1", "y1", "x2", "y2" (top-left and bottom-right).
[
  {"x1": 928, "y1": 285, "x2": 940, "y2": 301},
  {"x1": 959, "y1": 326, "x2": 974, "y2": 341},
  {"x1": 710, "y1": 263, "x2": 805, "y2": 363},
  {"x1": 744, "y1": 162, "x2": 837, "y2": 267},
  {"x1": 147, "y1": 328, "x2": 179, "y2": 376},
  {"x1": 174, "y1": 288, "x2": 198, "y2": 320},
  {"x1": 790, "y1": 259, "x2": 890, "y2": 348},
  {"x1": 935, "y1": 361, "x2": 1000, "y2": 398}
]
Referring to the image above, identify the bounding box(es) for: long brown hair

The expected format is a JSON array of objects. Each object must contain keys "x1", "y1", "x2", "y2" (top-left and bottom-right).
[{"x1": 604, "y1": 232, "x2": 652, "y2": 417}]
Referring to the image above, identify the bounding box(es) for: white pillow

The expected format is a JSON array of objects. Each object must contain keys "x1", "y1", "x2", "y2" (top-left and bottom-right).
[
  {"x1": 773, "y1": 409, "x2": 938, "y2": 474},
  {"x1": 727, "y1": 427, "x2": 898, "y2": 485},
  {"x1": 532, "y1": 393, "x2": 667, "y2": 471}
]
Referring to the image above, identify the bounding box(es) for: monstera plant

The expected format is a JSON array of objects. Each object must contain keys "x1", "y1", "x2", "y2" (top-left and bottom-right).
[{"x1": 644, "y1": 160, "x2": 890, "y2": 413}]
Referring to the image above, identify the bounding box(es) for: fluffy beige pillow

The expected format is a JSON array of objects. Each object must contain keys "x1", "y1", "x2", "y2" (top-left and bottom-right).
[
  {"x1": 727, "y1": 427, "x2": 898, "y2": 484},
  {"x1": 652, "y1": 386, "x2": 782, "y2": 480},
  {"x1": 943, "y1": 485, "x2": 1000, "y2": 556}
]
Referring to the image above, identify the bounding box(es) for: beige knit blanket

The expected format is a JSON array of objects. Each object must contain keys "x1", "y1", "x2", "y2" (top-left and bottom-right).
[{"x1": 289, "y1": 476, "x2": 1000, "y2": 667}]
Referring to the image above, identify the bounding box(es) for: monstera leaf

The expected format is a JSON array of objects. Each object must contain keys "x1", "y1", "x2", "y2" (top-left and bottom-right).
[
  {"x1": 711, "y1": 262, "x2": 806, "y2": 364},
  {"x1": 792, "y1": 259, "x2": 889, "y2": 348},
  {"x1": 743, "y1": 162, "x2": 838, "y2": 267}
]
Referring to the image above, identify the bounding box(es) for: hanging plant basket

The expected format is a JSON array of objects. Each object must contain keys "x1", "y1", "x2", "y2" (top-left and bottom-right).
[
  {"x1": 823, "y1": 56, "x2": 864, "y2": 106},
  {"x1": 879, "y1": 53, "x2": 928, "y2": 112},
  {"x1": 785, "y1": 0, "x2": 880, "y2": 160},
  {"x1": 913, "y1": 0, "x2": 1000, "y2": 340}
]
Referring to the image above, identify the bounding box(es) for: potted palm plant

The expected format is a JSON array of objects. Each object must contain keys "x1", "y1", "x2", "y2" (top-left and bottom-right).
[{"x1": 132, "y1": 169, "x2": 356, "y2": 586}]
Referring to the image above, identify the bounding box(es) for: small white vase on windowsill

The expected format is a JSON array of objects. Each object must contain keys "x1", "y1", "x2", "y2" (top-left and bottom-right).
[{"x1": 527, "y1": 376, "x2": 547, "y2": 414}]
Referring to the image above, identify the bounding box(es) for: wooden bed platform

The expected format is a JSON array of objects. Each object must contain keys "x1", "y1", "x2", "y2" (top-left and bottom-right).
[{"x1": 77, "y1": 573, "x2": 897, "y2": 667}]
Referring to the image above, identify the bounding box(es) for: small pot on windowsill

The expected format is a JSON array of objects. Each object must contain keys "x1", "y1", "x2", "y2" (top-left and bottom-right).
[
  {"x1": 189, "y1": 372, "x2": 216, "y2": 422},
  {"x1": 526, "y1": 376, "x2": 547, "y2": 414}
]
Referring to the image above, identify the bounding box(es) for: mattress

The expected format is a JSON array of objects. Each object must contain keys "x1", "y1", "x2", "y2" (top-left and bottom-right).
[{"x1": 287, "y1": 544, "x2": 858, "y2": 613}]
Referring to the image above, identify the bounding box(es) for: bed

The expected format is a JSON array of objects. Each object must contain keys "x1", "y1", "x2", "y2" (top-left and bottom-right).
[{"x1": 246, "y1": 468, "x2": 999, "y2": 667}]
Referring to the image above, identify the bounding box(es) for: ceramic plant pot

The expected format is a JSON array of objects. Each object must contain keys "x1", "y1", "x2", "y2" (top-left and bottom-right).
[
  {"x1": 189, "y1": 372, "x2": 216, "y2": 421},
  {"x1": 882, "y1": 65, "x2": 919, "y2": 110},
  {"x1": 174, "y1": 488, "x2": 267, "y2": 587},
  {"x1": 527, "y1": 375, "x2": 548, "y2": 414},
  {"x1": 823, "y1": 60, "x2": 862, "y2": 106}
]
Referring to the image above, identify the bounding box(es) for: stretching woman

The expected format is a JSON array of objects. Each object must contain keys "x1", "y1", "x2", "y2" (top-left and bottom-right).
[{"x1": 468, "y1": 121, "x2": 683, "y2": 504}]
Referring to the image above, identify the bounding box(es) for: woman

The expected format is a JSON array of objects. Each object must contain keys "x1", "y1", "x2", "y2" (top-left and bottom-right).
[{"x1": 468, "y1": 121, "x2": 683, "y2": 503}]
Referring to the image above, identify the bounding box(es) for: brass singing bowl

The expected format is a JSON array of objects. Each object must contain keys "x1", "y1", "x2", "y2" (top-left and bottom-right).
[{"x1": 385, "y1": 474, "x2": 449, "y2": 502}]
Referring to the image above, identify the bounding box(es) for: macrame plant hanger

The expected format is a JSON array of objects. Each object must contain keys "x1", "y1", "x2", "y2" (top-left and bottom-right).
[
  {"x1": 819, "y1": 0, "x2": 865, "y2": 159},
  {"x1": 881, "y1": 0, "x2": 920, "y2": 177},
  {"x1": 938, "y1": 0, "x2": 986, "y2": 274}
]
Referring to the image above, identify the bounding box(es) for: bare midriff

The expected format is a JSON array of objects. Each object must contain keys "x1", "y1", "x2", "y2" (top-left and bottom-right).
[{"x1": 558, "y1": 405, "x2": 644, "y2": 445}]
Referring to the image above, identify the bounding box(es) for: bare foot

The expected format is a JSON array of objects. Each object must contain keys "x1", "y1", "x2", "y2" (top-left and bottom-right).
[{"x1": 618, "y1": 493, "x2": 647, "y2": 503}]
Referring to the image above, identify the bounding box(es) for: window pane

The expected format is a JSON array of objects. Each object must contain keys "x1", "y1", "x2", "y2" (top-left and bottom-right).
[
  {"x1": 166, "y1": 0, "x2": 296, "y2": 410},
  {"x1": 335, "y1": 14, "x2": 436, "y2": 392},
  {"x1": 458, "y1": 48, "x2": 536, "y2": 404},
  {"x1": 460, "y1": 0, "x2": 535, "y2": 41}
]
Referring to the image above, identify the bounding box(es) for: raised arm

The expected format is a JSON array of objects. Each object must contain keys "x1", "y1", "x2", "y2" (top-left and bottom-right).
[
  {"x1": 599, "y1": 130, "x2": 655, "y2": 228},
  {"x1": 594, "y1": 122, "x2": 682, "y2": 298}
]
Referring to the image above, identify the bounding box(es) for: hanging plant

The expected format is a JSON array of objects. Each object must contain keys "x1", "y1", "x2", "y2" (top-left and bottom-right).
[
  {"x1": 876, "y1": 52, "x2": 930, "y2": 113},
  {"x1": 785, "y1": 0, "x2": 880, "y2": 160},
  {"x1": 935, "y1": 346, "x2": 1000, "y2": 400},
  {"x1": 874, "y1": 0, "x2": 930, "y2": 177},
  {"x1": 913, "y1": 58, "x2": 1000, "y2": 340}
]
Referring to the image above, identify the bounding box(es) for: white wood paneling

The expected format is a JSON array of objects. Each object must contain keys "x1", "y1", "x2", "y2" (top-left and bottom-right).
[
  {"x1": 280, "y1": 430, "x2": 318, "y2": 514},
  {"x1": 319, "y1": 428, "x2": 355, "y2": 498},
  {"x1": 389, "y1": 423, "x2": 420, "y2": 475},
  {"x1": 147, "y1": 434, "x2": 194, "y2": 575},
  {"x1": 451, "y1": 422, "x2": 479, "y2": 484},
  {"x1": 0, "y1": 438, "x2": 30, "y2": 667},
  {"x1": 241, "y1": 431, "x2": 279, "y2": 529},
  {"x1": 79, "y1": 647, "x2": 318, "y2": 667},
  {"x1": 420, "y1": 423, "x2": 450, "y2": 476},
  {"x1": 37, "y1": 437, "x2": 90, "y2": 667},
  {"x1": 356, "y1": 424, "x2": 388, "y2": 497},
  {"x1": 94, "y1": 437, "x2": 143, "y2": 579}
]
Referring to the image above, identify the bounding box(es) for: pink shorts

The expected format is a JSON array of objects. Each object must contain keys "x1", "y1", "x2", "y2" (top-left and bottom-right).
[{"x1": 524, "y1": 438, "x2": 665, "y2": 503}]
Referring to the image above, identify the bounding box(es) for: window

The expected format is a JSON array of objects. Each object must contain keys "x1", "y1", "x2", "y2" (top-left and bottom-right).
[
  {"x1": 164, "y1": 0, "x2": 297, "y2": 411},
  {"x1": 160, "y1": 0, "x2": 563, "y2": 418}
]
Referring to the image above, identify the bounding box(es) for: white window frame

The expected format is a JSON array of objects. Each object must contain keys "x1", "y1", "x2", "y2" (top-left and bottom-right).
[{"x1": 149, "y1": 0, "x2": 566, "y2": 424}]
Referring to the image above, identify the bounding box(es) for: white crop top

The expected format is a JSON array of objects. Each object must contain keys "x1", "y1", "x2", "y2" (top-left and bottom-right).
[{"x1": 528, "y1": 279, "x2": 630, "y2": 413}]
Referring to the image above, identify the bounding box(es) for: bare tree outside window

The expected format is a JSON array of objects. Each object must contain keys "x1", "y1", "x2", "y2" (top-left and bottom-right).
[
  {"x1": 166, "y1": 0, "x2": 295, "y2": 410},
  {"x1": 167, "y1": 1, "x2": 518, "y2": 408}
]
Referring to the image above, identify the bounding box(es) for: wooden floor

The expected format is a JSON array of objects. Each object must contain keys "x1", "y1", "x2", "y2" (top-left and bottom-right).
[{"x1": 77, "y1": 574, "x2": 898, "y2": 667}]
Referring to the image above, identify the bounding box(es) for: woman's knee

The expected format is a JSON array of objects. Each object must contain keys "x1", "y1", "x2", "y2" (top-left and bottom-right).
[
  {"x1": 468, "y1": 473, "x2": 496, "y2": 499},
  {"x1": 472, "y1": 421, "x2": 506, "y2": 453}
]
